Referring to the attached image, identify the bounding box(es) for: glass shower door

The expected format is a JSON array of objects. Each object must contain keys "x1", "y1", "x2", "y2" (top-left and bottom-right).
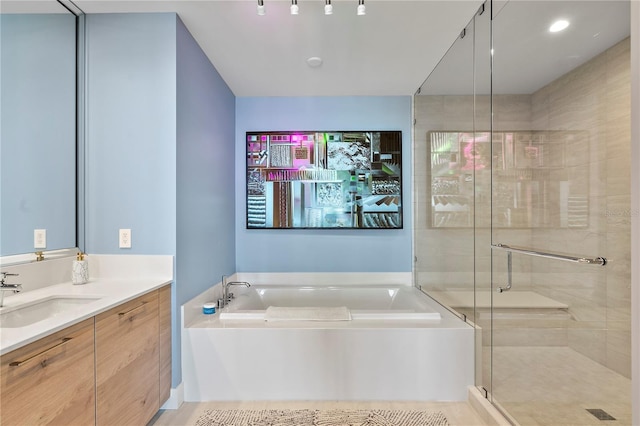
[
  {"x1": 413, "y1": 1, "x2": 494, "y2": 400},
  {"x1": 489, "y1": 1, "x2": 632, "y2": 424}
]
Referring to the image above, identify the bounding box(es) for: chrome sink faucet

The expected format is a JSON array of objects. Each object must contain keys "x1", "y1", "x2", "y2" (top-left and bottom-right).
[
  {"x1": 0, "y1": 272, "x2": 22, "y2": 307},
  {"x1": 220, "y1": 275, "x2": 250, "y2": 308}
]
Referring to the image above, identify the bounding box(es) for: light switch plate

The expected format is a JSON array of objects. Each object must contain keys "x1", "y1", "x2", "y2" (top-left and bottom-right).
[
  {"x1": 34, "y1": 229, "x2": 46, "y2": 249},
  {"x1": 119, "y1": 228, "x2": 131, "y2": 248}
]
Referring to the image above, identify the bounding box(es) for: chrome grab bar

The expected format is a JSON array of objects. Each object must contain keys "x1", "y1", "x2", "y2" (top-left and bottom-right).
[{"x1": 491, "y1": 243, "x2": 607, "y2": 266}]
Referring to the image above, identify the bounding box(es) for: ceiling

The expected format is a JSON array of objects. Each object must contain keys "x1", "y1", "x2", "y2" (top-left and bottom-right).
[
  {"x1": 420, "y1": 0, "x2": 631, "y2": 95},
  {"x1": 70, "y1": 0, "x2": 484, "y2": 97},
  {"x1": 4, "y1": 1, "x2": 630, "y2": 97}
]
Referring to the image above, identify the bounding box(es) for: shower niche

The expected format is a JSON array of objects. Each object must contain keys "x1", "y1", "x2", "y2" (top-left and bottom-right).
[
  {"x1": 428, "y1": 130, "x2": 588, "y2": 228},
  {"x1": 246, "y1": 131, "x2": 402, "y2": 229}
]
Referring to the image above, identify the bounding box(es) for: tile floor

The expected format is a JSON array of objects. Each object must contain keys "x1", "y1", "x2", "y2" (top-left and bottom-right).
[
  {"x1": 149, "y1": 400, "x2": 488, "y2": 426},
  {"x1": 490, "y1": 346, "x2": 631, "y2": 426}
]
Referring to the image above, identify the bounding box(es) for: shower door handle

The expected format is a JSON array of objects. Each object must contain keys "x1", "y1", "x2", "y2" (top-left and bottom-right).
[
  {"x1": 491, "y1": 243, "x2": 606, "y2": 266},
  {"x1": 497, "y1": 251, "x2": 512, "y2": 293},
  {"x1": 492, "y1": 243, "x2": 607, "y2": 293}
]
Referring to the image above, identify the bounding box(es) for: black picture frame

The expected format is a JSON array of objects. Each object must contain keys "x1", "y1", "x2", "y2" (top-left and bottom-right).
[{"x1": 246, "y1": 131, "x2": 403, "y2": 229}]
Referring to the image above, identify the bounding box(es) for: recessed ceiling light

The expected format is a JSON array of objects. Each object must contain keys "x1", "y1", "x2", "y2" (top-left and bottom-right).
[
  {"x1": 306, "y1": 57, "x2": 323, "y2": 68},
  {"x1": 549, "y1": 20, "x2": 569, "y2": 33}
]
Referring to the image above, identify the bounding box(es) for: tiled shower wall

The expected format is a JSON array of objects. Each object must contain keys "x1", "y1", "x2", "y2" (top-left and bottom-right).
[
  {"x1": 528, "y1": 38, "x2": 631, "y2": 378},
  {"x1": 414, "y1": 37, "x2": 631, "y2": 377}
]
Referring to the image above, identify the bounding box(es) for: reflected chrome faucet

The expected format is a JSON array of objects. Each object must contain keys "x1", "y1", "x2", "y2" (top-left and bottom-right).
[
  {"x1": 220, "y1": 275, "x2": 250, "y2": 308},
  {"x1": 0, "y1": 272, "x2": 22, "y2": 307}
]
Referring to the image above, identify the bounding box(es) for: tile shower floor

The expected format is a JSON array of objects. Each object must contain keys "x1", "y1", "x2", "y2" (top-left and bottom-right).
[{"x1": 490, "y1": 346, "x2": 631, "y2": 426}]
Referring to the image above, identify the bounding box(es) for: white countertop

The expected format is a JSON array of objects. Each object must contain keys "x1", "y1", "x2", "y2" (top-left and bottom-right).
[
  {"x1": 0, "y1": 278, "x2": 171, "y2": 355},
  {"x1": 0, "y1": 254, "x2": 173, "y2": 356}
]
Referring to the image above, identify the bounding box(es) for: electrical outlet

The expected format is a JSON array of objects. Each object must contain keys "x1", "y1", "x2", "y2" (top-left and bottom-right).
[
  {"x1": 34, "y1": 229, "x2": 46, "y2": 249},
  {"x1": 119, "y1": 228, "x2": 131, "y2": 248}
]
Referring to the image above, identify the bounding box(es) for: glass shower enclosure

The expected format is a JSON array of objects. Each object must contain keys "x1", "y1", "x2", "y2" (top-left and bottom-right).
[{"x1": 414, "y1": 1, "x2": 632, "y2": 424}]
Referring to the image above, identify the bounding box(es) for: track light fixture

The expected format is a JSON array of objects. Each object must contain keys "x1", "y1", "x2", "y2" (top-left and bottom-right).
[
  {"x1": 324, "y1": 0, "x2": 333, "y2": 15},
  {"x1": 254, "y1": 1, "x2": 367, "y2": 17}
]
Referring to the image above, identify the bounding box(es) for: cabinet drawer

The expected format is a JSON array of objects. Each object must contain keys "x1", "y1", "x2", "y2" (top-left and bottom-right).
[
  {"x1": 95, "y1": 291, "x2": 159, "y2": 426},
  {"x1": 0, "y1": 318, "x2": 95, "y2": 426}
]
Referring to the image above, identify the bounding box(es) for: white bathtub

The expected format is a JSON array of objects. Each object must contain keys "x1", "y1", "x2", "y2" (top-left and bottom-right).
[
  {"x1": 182, "y1": 283, "x2": 473, "y2": 401},
  {"x1": 219, "y1": 285, "x2": 441, "y2": 321}
]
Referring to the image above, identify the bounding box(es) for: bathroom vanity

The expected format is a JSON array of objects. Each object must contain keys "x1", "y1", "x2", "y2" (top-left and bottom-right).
[
  {"x1": 1, "y1": 318, "x2": 96, "y2": 425},
  {"x1": 96, "y1": 286, "x2": 171, "y2": 426},
  {"x1": 0, "y1": 256, "x2": 172, "y2": 426}
]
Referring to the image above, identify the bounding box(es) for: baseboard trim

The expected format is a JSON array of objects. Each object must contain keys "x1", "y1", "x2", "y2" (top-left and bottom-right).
[
  {"x1": 468, "y1": 386, "x2": 513, "y2": 426},
  {"x1": 161, "y1": 381, "x2": 184, "y2": 410}
]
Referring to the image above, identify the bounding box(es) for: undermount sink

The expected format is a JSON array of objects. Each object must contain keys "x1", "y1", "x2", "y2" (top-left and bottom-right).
[{"x1": 0, "y1": 295, "x2": 102, "y2": 328}]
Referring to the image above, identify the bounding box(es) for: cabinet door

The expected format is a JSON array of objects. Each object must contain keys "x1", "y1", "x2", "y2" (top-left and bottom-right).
[
  {"x1": 0, "y1": 318, "x2": 95, "y2": 426},
  {"x1": 159, "y1": 284, "x2": 171, "y2": 405},
  {"x1": 95, "y1": 291, "x2": 159, "y2": 426}
]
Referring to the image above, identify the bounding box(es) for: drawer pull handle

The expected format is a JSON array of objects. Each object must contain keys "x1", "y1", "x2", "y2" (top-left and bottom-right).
[
  {"x1": 118, "y1": 301, "x2": 147, "y2": 317},
  {"x1": 10, "y1": 337, "x2": 72, "y2": 367}
]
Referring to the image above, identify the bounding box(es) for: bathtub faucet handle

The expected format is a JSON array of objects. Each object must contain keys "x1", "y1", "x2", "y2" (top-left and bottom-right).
[{"x1": 221, "y1": 279, "x2": 251, "y2": 307}]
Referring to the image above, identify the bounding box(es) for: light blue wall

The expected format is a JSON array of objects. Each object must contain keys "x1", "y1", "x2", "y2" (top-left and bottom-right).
[
  {"x1": 175, "y1": 16, "x2": 236, "y2": 383},
  {"x1": 85, "y1": 14, "x2": 413, "y2": 392},
  {"x1": 1, "y1": 14, "x2": 76, "y2": 256},
  {"x1": 85, "y1": 13, "x2": 238, "y2": 389},
  {"x1": 235, "y1": 97, "x2": 413, "y2": 273},
  {"x1": 85, "y1": 12, "x2": 179, "y2": 385},
  {"x1": 85, "y1": 13, "x2": 177, "y2": 255},
  {"x1": 176, "y1": 17, "x2": 236, "y2": 306}
]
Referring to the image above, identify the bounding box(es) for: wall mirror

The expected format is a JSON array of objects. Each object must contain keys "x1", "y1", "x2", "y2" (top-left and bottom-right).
[
  {"x1": 246, "y1": 131, "x2": 403, "y2": 229},
  {"x1": 1, "y1": 0, "x2": 80, "y2": 259}
]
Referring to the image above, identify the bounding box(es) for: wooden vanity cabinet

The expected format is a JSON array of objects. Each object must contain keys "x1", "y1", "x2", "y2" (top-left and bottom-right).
[
  {"x1": 0, "y1": 318, "x2": 95, "y2": 426},
  {"x1": 159, "y1": 284, "x2": 172, "y2": 405},
  {"x1": 0, "y1": 285, "x2": 171, "y2": 426},
  {"x1": 95, "y1": 291, "x2": 160, "y2": 426}
]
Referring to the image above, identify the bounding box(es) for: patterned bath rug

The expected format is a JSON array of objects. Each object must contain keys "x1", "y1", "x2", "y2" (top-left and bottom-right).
[{"x1": 194, "y1": 409, "x2": 449, "y2": 426}]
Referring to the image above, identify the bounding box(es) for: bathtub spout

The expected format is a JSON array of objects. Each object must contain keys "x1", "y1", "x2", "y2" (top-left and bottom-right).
[{"x1": 221, "y1": 276, "x2": 251, "y2": 308}]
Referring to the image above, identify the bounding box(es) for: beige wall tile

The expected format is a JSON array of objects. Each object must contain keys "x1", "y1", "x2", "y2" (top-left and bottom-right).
[{"x1": 414, "y1": 35, "x2": 630, "y2": 379}]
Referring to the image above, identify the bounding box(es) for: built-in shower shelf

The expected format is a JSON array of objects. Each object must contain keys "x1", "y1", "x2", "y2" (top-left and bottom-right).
[{"x1": 428, "y1": 290, "x2": 568, "y2": 310}]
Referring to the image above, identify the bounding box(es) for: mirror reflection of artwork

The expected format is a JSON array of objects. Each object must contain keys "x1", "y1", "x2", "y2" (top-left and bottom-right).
[
  {"x1": 459, "y1": 136, "x2": 504, "y2": 171},
  {"x1": 428, "y1": 130, "x2": 587, "y2": 228},
  {"x1": 246, "y1": 131, "x2": 402, "y2": 229}
]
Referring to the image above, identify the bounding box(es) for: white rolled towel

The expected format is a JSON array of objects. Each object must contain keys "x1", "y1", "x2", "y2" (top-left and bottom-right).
[{"x1": 265, "y1": 306, "x2": 351, "y2": 321}]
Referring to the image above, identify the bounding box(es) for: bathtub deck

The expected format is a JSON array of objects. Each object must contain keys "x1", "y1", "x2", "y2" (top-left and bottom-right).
[
  {"x1": 182, "y1": 289, "x2": 473, "y2": 402},
  {"x1": 189, "y1": 314, "x2": 461, "y2": 329}
]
